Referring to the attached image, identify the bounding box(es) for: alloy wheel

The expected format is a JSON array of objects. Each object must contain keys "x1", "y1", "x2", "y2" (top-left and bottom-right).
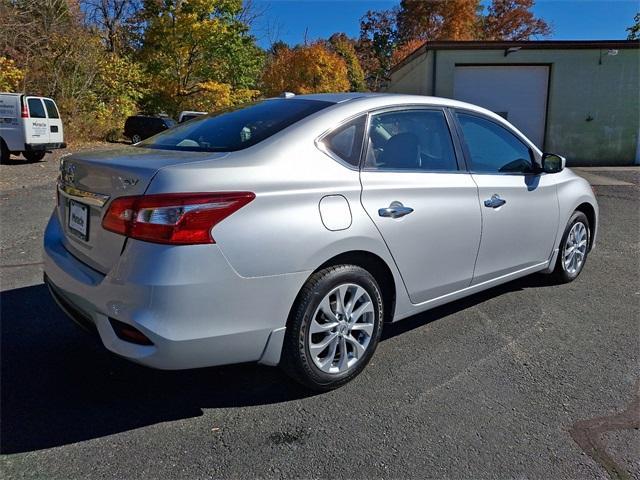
[
  {"x1": 308, "y1": 283, "x2": 375, "y2": 374},
  {"x1": 563, "y1": 221, "x2": 588, "y2": 274}
]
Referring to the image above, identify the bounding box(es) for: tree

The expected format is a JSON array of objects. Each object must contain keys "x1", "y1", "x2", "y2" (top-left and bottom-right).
[
  {"x1": 627, "y1": 12, "x2": 640, "y2": 40},
  {"x1": 482, "y1": 0, "x2": 550, "y2": 40},
  {"x1": 357, "y1": 9, "x2": 397, "y2": 91},
  {"x1": 261, "y1": 43, "x2": 350, "y2": 96},
  {"x1": 140, "y1": 0, "x2": 264, "y2": 114},
  {"x1": 439, "y1": 0, "x2": 481, "y2": 40},
  {"x1": 397, "y1": 0, "x2": 480, "y2": 42},
  {"x1": 0, "y1": 56, "x2": 24, "y2": 91},
  {"x1": 81, "y1": 0, "x2": 141, "y2": 54},
  {"x1": 328, "y1": 33, "x2": 366, "y2": 91}
]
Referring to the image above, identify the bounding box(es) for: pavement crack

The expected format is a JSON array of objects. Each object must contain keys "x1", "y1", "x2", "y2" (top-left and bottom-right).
[{"x1": 569, "y1": 382, "x2": 640, "y2": 480}]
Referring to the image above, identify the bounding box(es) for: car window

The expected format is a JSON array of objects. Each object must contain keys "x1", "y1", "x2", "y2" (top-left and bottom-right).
[
  {"x1": 321, "y1": 116, "x2": 365, "y2": 167},
  {"x1": 139, "y1": 99, "x2": 333, "y2": 152},
  {"x1": 364, "y1": 109, "x2": 458, "y2": 172},
  {"x1": 27, "y1": 98, "x2": 46, "y2": 119},
  {"x1": 163, "y1": 118, "x2": 176, "y2": 128},
  {"x1": 43, "y1": 99, "x2": 60, "y2": 119},
  {"x1": 456, "y1": 113, "x2": 534, "y2": 174}
]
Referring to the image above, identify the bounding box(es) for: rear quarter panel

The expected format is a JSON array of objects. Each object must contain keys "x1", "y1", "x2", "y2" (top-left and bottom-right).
[{"x1": 146, "y1": 134, "x2": 414, "y2": 320}]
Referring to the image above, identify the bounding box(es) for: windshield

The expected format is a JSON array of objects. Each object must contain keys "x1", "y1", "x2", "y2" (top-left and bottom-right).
[{"x1": 138, "y1": 99, "x2": 333, "y2": 152}]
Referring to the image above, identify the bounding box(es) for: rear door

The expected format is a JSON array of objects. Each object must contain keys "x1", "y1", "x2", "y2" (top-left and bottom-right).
[
  {"x1": 24, "y1": 97, "x2": 49, "y2": 145},
  {"x1": 454, "y1": 111, "x2": 559, "y2": 284},
  {"x1": 360, "y1": 107, "x2": 482, "y2": 304},
  {"x1": 43, "y1": 98, "x2": 64, "y2": 144}
]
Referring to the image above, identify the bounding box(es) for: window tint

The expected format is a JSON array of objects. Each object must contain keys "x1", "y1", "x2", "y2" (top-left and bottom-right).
[
  {"x1": 139, "y1": 99, "x2": 333, "y2": 152},
  {"x1": 27, "y1": 98, "x2": 46, "y2": 119},
  {"x1": 364, "y1": 110, "x2": 458, "y2": 172},
  {"x1": 43, "y1": 99, "x2": 60, "y2": 119},
  {"x1": 456, "y1": 113, "x2": 533, "y2": 174},
  {"x1": 321, "y1": 116, "x2": 365, "y2": 167}
]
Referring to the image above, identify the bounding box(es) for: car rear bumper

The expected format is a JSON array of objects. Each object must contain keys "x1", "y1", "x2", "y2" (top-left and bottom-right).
[
  {"x1": 43, "y1": 211, "x2": 308, "y2": 369},
  {"x1": 25, "y1": 142, "x2": 66, "y2": 151}
]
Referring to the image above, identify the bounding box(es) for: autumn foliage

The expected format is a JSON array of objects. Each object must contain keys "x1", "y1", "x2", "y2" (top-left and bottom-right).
[{"x1": 261, "y1": 43, "x2": 350, "y2": 96}]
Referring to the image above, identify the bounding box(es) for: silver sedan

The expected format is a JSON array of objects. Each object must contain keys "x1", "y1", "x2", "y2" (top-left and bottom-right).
[{"x1": 44, "y1": 93, "x2": 598, "y2": 390}]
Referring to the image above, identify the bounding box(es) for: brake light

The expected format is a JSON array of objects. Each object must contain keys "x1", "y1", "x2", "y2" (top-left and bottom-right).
[
  {"x1": 102, "y1": 192, "x2": 255, "y2": 244},
  {"x1": 21, "y1": 103, "x2": 29, "y2": 118}
]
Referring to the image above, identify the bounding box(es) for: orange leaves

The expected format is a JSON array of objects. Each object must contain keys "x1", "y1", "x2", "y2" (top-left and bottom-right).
[{"x1": 261, "y1": 43, "x2": 350, "y2": 96}]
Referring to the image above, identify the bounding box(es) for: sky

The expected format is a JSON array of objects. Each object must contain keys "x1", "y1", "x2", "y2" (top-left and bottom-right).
[{"x1": 250, "y1": 0, "x2": 639, "y2": 48}]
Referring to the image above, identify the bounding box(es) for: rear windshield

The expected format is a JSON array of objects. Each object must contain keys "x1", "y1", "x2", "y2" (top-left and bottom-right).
[{"x1": 138, "y1": 99, "x2": 333, "y2": 152}]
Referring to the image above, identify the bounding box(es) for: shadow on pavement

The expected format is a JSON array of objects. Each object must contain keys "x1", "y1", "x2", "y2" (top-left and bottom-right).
[{"x1": 1, "y1": 274, "x2": 551, "y2": 454}]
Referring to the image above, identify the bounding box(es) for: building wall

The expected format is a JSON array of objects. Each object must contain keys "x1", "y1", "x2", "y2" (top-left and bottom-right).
[{"x1": 388, "y1": 48, "x2": 640, "y2": 165}]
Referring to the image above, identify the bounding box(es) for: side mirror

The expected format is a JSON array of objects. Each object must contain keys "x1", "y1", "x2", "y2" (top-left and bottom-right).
[{"x1": 542, "y1": 153, "x2": 566, "y2": 173}]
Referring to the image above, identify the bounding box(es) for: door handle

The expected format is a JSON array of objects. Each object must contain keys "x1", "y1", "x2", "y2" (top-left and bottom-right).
[
  {"x1": 484, "y1": 194, "x2": 506, "y2": 208},
  {"x1": 378, "y1": 201, "x2": 414, "y2": 219}
]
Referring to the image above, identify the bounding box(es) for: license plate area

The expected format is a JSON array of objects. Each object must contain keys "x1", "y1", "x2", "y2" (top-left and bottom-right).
[{"x1": 68, "y1": 200, "x2": 89, "y2": 241}]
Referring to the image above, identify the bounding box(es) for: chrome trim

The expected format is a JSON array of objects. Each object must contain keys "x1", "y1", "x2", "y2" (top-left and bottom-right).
[{"x1": 58, "y1": 182, "x2": 110, "y2": 208}]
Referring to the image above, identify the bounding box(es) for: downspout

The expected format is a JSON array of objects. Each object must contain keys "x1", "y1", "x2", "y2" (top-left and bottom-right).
[
  {"x1": 635, "y1": 128, "x2": 640, "y2": 165},
  {"x1": 431, "y1": 49, "x2": 438, "y2": 96}
]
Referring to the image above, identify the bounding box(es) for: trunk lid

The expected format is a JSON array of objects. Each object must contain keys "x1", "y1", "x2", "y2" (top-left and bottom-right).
[{"x1": 57, "y1": 147, "x2": 229, "y2": 273}]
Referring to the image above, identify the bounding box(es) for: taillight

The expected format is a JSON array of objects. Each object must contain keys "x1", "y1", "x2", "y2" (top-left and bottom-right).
[
  {"x1": 102, "y1": 192, "x2": 255, "y2": 245},
  {"x1": 21, "y1": 103, "x2": 29, "y2": 118}
]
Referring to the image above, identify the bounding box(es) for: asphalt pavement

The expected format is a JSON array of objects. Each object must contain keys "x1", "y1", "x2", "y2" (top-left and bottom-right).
[{"x1": 1, "y1": 150, "x2": 638, "y2": 479}]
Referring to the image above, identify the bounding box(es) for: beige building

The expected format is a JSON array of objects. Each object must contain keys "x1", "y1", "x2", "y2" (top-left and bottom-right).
[{"x1": 387, "y1": 40, "x2": 640, "y2": 166}]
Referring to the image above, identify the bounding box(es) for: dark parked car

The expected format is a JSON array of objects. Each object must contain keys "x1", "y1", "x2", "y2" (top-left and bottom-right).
[{"x1": 124, "y1": 115, "x2": 176, "y2": 144}]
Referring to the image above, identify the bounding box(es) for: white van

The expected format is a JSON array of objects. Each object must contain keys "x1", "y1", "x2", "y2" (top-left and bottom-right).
[{"x1": 0, "y1": 93, "x2": 65, "y2": 162}]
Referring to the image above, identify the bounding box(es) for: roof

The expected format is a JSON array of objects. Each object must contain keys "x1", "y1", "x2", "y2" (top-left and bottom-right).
[
  {"x1": 392, "y1": 39, "x2": 640, "y2": 74},
  {"x1": 274, "y1": 92, "x2": 381, "y2": 103}
]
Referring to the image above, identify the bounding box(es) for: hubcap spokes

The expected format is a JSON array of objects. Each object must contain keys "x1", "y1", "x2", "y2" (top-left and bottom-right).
[
  {"x1": 309, "y1": 283, "x2": 375, "y2": 374},
  {"x1": 563, "y1": 222, "x2": 588, "y2": 274}
]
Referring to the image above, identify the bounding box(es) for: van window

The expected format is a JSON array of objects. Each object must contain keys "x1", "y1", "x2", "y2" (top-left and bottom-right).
[
  {"x1": 43, "y1": 99, "x2": 60, "y2": 119},
  {"x1": 138, "y1": 99, "x2": 333, "y2": 152},
  {"x1": 27, "y1": 98, "x2": 47, "y2": 119}
]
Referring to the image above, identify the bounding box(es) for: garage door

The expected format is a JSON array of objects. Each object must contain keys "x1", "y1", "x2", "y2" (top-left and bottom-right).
[{"x1": 453, "y1": 65, "x2": 549, "y2": 148}]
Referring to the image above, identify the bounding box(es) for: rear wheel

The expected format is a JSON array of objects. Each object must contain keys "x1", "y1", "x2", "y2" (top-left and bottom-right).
[
  {"x1": 0, "y1": 140, "x2": 9, "y2": 164},
  {"x1": 552, "y1": 211, "x2": 590, "y2": 283},
  {"x1": 23, "y1": 150, "x2": 46, "y2": 162},
  {"x1": 281, "y1": 265, "x2": 384, "y2": 391},
  {"x1": 131, "y1": 134, "x2": 142, "y2": 144}
]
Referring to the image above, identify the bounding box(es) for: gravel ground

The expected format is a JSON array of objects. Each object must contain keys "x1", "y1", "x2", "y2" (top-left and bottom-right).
[{"x1": 0, "y1": 147, "x2": 638, "y2": 479}]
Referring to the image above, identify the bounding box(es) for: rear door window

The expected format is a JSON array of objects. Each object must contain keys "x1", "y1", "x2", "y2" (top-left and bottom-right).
[
  {"x1": 139, "y1": 99, "x2": 333, "y2": 152},
  {"x1": 27, "y1": 98, "x2": 47, "y2": 119},
  {"x1": 43, "y1": 99, "x2": 60, "y2": 119},
  {"x1": 364, "y1": 109, "x2": 459, "y2": 172}
]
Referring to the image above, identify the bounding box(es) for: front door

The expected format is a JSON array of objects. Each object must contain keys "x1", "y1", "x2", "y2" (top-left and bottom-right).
[
  {"x1": 360, "y1": 108, "x2": 482, "y2": 304},
  {"x1": 454, "y1": 111, "x2": 559, "y2": 284}
]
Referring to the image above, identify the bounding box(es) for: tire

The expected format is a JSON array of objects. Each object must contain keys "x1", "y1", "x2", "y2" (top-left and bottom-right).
[
  {"x1": 281, "y1": 265, "x2": 384, "y2": 391},
  {"x1": 0, "y1": 140, "x2": 9, "y2": 164},
  {"x1": 552, "y1": 211, "x2": 591, "y2": 283},
  {"x1": 23, "y1": 150, "x2": 46, "y2": 162},
  {"x1": 131, "y1": 134, "x2": 142, "y2": 144}
]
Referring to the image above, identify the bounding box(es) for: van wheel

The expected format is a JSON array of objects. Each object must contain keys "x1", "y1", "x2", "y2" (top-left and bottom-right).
[
  {"x1": 131, "y1": 134, "x2": 142, "y2": 144},
  {"x1": 23, "y1": 151, "x2": 46, "y2": 162},
  {"x1": 281, "y1": 265, "x2": 384, "y2": 391},
  {"x1": 0, "y1": 140, "x2": 9, "y2": 164}
]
